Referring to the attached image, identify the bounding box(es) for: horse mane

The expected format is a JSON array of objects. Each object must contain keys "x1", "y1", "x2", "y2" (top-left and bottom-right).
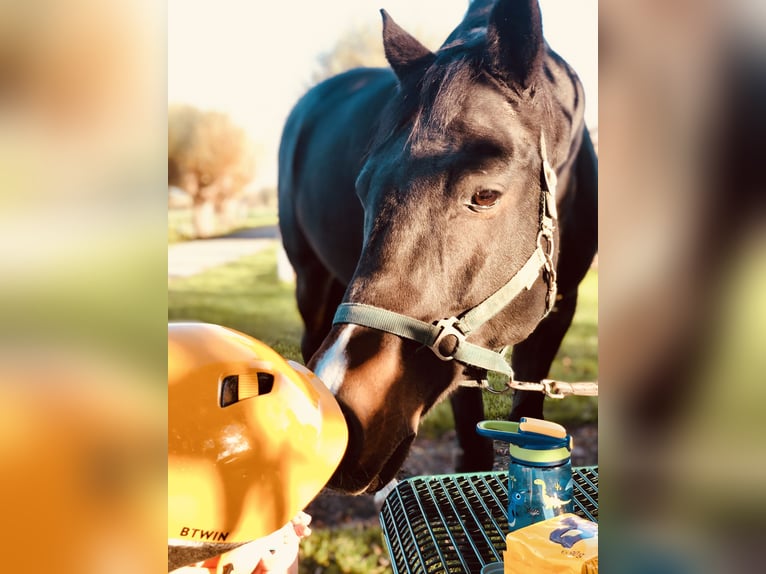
[
  {"x1": 370, "y1": 37, "x2": 487, "y2": 155},
  {"x1": 411, "y1": 47, "x2": 484, "y2": 146}
]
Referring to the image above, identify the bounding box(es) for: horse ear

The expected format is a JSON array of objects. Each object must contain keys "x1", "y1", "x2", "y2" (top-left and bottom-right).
[
  {"x1": 381, "y1": 9, "x2": 435, "y2": 80},
  {"x1": 485, "y1": 0, "x2": 545, "y2": 89}
]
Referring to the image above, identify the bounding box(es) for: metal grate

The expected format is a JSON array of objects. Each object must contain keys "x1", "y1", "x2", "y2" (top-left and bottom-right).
[{"x1": 380, "y1": 466, "x2": 598, "y2": 574}]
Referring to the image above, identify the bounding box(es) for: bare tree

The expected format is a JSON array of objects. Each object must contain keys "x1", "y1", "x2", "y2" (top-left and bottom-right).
[{"x1": 168, "y1": 104, "x2": 255, "y2": 238}]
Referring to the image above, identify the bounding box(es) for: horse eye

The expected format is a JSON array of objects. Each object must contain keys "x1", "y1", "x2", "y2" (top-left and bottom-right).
[{"x1": 470, "y1": 189, "x2": 501, "y2": 209}]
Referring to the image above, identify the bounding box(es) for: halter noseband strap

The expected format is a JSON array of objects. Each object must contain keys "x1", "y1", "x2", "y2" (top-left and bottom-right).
[{"x1": 332, "y1": 133, "x2": 558, "y2": 380}]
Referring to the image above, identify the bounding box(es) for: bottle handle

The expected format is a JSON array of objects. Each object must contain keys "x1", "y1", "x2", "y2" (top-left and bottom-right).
[{"x1": 476, "y1": 419, "x2": 571, "y2": 450}]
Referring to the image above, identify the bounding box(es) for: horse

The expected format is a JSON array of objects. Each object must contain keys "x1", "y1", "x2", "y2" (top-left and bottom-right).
[{"x1": 278, "y1": 0, "x2": 597, "y2": 494}]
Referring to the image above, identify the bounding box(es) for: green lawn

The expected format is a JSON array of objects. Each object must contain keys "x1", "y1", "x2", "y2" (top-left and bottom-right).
[
  {"x1": 298, "y1": 526, "x2": 392, "y2": 574},
  {"x1": 168, "y1": 244, "x2": 302, "y2": 360},
  {"x1": 168, "y1": 245, "x2": 597, "y2": 573}
]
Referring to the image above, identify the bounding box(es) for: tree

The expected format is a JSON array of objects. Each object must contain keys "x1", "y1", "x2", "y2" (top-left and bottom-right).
[
  {"x1": 168, "y1": 104, "x2": 255, "y2": 238},
  {"x1": 311, "y1": 22, "x2": 390, "y2": 85},
  {"x1": 311, "y1": 19, "x2": 444, "y2": 85}
]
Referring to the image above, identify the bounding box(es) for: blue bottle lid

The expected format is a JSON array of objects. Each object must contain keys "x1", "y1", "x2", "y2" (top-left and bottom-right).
[{"x1": 476, "y1": 418, "x2": 573, "y2": 465}]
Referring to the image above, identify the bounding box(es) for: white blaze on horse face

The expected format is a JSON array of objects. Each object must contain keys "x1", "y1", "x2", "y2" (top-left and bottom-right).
[{"x1": 313, "y1": 325, "x2": 356, "y2": 395}]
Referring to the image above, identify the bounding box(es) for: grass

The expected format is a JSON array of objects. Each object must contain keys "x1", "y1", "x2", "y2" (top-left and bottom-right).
[
  {"x1": 168, "y1": 244, "x2": 303, "y2": 361},
  {"x1": 168, "y1": 245, "x2": 597, "y2": 572},
  {"x1": 298, "y1": 526, "x2": 392, "y2": 573}
]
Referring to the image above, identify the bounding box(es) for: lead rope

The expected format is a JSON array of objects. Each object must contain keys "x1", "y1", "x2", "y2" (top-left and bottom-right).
[{"x1": 459, "y1": 377, "x2": 599, "y2": 398}]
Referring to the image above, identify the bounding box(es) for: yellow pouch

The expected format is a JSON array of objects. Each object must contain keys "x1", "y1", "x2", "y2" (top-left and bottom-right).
[{"x1": 503, "y1": 513, "x2": 597, "y2": 574}]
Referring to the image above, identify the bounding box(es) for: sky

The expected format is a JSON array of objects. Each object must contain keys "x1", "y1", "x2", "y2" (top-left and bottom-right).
[{"x1": 168, "y1": 0, "x2": 598, "y2": 188}]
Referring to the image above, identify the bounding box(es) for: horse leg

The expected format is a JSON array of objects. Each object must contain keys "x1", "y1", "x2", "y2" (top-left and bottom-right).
[
  {"x1": 451, "y1": 387, "x2": 495, "y2": 472},
  {"x1": 280, "y1": 206, "x2": 348, "y2": 362},
  {"x1": 295, "y1": 261, "x2": 346, "y2": 362},
  {"x1": 509, "y1": 287, "x2": 579, "y2": 421},
  {"x1": 453, "y1": 283, "x2": 583, "y2": 466}
]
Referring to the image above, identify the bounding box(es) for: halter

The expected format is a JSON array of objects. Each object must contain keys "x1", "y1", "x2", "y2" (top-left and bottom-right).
[{"x1": 332, "y1": 133, "x2": 558, "y2": 384}]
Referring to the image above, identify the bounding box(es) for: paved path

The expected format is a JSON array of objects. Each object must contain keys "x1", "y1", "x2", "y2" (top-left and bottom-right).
[{"x1": 168, "y1": 226, "x2": 281, "y2": 279}]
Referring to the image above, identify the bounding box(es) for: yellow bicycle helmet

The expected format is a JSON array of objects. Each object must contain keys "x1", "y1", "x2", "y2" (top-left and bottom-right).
[{"x1": 168, "y1": 322, "x2": 348, "y2": 547}]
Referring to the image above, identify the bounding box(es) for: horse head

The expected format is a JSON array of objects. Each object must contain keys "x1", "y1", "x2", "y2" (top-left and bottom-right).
[{"x1": 309, "y1": 0, "x2": 578, "y2": 494}]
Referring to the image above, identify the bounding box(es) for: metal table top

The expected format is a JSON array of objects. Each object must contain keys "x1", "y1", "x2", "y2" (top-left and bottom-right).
[{"x1": 379, "y1": 466, "x2": 598, "y2": 573}]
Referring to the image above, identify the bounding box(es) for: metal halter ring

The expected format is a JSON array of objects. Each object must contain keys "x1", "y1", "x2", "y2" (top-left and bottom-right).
[{"x1": 430, "y1": 317, "x2": 467, "y2": 361}]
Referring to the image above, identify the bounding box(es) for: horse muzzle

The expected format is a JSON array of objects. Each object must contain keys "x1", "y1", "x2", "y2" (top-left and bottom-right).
[
  {"x1": 309, "y1": 324, "x2": 445, "y2": 493},
  {"x1": 324, "y1": 383, "x2": 418, "y2": 494},
  {"x1": 327, "y1": 426, "x2": 415, "y2": 494}
]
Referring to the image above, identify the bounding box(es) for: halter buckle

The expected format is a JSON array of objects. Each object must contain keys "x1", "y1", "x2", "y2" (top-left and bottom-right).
[{"x1": 430, "y1": 317, "x2": 467, "y2": 361}]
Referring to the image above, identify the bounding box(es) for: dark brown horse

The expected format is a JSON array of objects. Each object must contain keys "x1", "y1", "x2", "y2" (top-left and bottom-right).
[{"x1": 278, "y1": 0, "x2": 596, "y2": 494}]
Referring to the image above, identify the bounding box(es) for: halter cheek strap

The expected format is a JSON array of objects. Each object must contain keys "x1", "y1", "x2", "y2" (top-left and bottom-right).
[{"x1": 332, "y1": 133, "x2": 558, "y2": 381}]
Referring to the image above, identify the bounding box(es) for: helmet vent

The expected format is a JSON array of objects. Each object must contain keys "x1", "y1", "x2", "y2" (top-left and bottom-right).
[
  {"x1": 219, "y1": 372, "x2": 275, "y2": 407},
  {"x1": 219, "y1": 375, "x2": 239, "y2": 407},
  {"x1": 257, "y1": 372, "x2": 275, "y2": 395}
]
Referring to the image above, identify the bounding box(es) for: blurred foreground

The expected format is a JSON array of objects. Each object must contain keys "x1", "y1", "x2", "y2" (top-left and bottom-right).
[
  {"x1": 0, "y1": 1, "x2": 166, "y2": 572},
  {"x1": 600, "y1": 0, "x2": 766, "y2": 571}
]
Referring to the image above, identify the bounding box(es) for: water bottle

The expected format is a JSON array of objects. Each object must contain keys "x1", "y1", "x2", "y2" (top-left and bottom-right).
[{"x1": 477, "y1": 418, "x2": 574, "y2": 531}]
